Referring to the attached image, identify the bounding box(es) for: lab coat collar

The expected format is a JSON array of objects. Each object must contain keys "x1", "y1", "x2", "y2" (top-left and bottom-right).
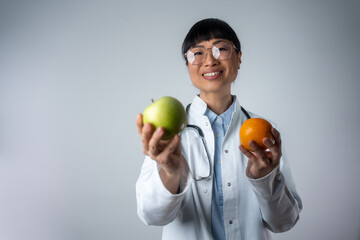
[
  {"x1": 191, "y1": 95, "x2": 240, "y2": 116},
  {"x1": 191, "y1": 95, "x2": 208, "y2": 115}
]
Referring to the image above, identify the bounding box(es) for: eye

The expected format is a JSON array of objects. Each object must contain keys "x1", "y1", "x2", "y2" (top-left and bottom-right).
[
  {"x1": 215, "y1": 42, "x2": 231, "y2": 52},
  {"x1": 219, "y1": 47, "x2": 229, "y2": 51},
  {"x1": 190, "y1": 47, "x2": 205, "y2": 57}
]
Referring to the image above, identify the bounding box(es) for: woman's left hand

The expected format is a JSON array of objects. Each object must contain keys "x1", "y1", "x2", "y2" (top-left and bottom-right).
[{"x1": 239, "y1": 128, "x2": 282, "y2": 179}]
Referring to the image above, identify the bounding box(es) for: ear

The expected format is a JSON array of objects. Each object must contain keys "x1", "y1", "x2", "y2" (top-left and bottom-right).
[{"x1": 237, "y1": 51, "x2": 242, "y2": 68}]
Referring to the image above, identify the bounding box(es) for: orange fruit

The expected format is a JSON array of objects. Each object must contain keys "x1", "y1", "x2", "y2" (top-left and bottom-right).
[{"x1": 240, "y1": 118, "x2": 274, "y2": 151}]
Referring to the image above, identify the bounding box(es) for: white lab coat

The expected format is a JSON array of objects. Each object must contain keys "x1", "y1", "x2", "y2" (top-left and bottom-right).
[{"x1": 136, "y1": 96, "x2": 302, "y2": 240}]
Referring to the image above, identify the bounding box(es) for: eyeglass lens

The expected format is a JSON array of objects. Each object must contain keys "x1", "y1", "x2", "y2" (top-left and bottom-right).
[{"x1": 186, "y1": 41, "x2": 233, "y2": 65}]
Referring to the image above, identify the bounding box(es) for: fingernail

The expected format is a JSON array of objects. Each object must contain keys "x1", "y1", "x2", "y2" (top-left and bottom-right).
[{"x1": 264, "y1": 138, "x2": 272, "y2": 147}]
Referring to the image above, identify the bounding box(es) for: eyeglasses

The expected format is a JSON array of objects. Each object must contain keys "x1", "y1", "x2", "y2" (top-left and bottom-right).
[{"x1": 185, "y1": 40, "x2": 238, "y2": 65}]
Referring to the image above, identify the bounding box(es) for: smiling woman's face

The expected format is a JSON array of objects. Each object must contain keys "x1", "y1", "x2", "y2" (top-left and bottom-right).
[{"x1": 187, "y1": 38, "x2": 242, "y2": 97}]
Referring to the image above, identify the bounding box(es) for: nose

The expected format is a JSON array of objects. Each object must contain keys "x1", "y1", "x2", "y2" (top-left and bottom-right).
[{"x1": 204, "y1": 48, "x2": 219, "y2": 66}]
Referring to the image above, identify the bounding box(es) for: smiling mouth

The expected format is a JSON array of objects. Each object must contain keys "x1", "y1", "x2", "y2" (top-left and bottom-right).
[{"x1": 202, "y1": 71, "x2": 223, "y2": 77}]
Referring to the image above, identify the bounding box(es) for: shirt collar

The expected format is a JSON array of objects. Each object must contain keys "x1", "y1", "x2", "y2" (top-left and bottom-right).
[
  {"x1": 205, "y1": 108, "x2": 218, "y2": 125},
  {"x1": 220, "y1": 99, "x2": 235, "y2": 127}
]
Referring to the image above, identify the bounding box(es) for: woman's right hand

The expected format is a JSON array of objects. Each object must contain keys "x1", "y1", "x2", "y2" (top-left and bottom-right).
[{"x1": 136, "y1": 113, "x2": 183, "y2": 193}]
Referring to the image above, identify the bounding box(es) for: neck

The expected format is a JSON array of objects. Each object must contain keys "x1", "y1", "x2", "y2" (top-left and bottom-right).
[{"x1": 199, "y1": 92, "x2": 233, "y2": 115}]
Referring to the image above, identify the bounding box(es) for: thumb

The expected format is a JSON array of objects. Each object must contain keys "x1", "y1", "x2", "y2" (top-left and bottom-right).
[{"x1": 136, "y1": 113, "x2": 144, "y2": 134}]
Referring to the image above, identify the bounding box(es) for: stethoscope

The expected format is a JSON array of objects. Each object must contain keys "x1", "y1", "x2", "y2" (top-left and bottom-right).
[{"x1": 181, "y1": 104, "x2": 251, "y2": 181}]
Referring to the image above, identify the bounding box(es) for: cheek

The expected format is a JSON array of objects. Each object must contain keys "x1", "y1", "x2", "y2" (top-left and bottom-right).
[
  {"x1": 228, "y1": 59, "x2": 239, "y2": 80},
  {"x1": 188, "y1": 67, "x2": 200, "y2": 82},
  {"x1": 225, "y1": 67, "x2": 238, "y2": 84}
]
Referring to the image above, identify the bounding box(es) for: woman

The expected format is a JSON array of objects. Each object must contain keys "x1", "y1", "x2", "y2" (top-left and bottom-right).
[{"x1": 135, "y1": 18, "x2": 302, "y2": 240}]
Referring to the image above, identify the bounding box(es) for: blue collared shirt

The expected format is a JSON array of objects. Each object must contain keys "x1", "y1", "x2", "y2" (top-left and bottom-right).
[{"x1": 204, "y1": 101, "x2": 235, "y2": 240}]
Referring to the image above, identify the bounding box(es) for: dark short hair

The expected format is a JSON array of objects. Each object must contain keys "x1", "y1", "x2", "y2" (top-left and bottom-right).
[{"x1": 182, "y1": 18, "x2": 241, "y2": 64}]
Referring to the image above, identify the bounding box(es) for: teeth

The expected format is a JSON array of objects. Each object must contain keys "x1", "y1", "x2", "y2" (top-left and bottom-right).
[{"x1": 203, "y1": 71, "x2": 220, "y2": 77}]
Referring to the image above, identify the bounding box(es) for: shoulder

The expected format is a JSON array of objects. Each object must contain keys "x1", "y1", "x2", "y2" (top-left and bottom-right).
[{"x1": 234, "y1": 100, "x2": 278, "y2": 129}]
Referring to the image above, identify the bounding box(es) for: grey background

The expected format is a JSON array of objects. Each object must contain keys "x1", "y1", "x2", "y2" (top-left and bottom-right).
[{"x1": 1, "y1": 0, "x2": 360, "y2": 239}]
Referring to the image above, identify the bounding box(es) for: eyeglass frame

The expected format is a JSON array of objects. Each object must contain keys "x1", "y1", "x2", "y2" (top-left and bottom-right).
[{"x1": 184, "y1": 40, "x2": 239, "y2": 65}]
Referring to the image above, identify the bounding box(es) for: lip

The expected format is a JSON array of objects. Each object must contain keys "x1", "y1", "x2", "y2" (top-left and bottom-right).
[{"x1": 202, "y1": 69, "x2": 224, "y2": 80}]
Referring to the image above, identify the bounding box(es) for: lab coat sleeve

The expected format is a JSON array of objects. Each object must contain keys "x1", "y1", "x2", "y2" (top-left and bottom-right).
[
  {"x1": 247, "y1": 155, "x2": 302, "y2": 233},
  {"x1": 136, "y1": 155, "x2": 192, "y2": 226}
]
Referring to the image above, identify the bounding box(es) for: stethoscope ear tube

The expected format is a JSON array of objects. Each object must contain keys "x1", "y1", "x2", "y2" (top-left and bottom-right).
[{"x1": 241, "y1": 106, "x2": 251, "y2": 119}]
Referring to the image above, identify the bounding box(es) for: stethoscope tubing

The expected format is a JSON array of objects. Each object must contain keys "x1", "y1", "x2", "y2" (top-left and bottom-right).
[{"x1": 183, "y1": 104, "x2": 251, "y2": 181}]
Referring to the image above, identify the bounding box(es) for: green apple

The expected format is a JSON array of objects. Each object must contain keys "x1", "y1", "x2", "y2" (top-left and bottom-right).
[{"x1": 143, "y1": 96, "x2": 187, "y2": 140}]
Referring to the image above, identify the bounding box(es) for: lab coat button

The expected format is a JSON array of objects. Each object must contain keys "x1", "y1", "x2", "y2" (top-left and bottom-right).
[
  {"x1": 205, "y1": 122, "x2": 209, "y2": 126},
  {"x1": 224, "y1": 150, "x2": 228, "y2": 153},
  {"x1": 204, "y1": 189, "x2": 208, "y2": 194},
  {"x1": 229, "y1": 220, "x2": 233, "y2": 224},
  {"x1": 227, "y1": 182, "x2": 231, "y2": 187}
]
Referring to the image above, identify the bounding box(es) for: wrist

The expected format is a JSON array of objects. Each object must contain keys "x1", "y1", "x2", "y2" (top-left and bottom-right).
[{"x1": 159, "y1": 166, "x2": 182, "y2": 194}]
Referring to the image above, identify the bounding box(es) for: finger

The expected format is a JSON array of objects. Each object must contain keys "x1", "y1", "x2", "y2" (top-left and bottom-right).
[
  {"x1": 174, "y1": 135, "x2": 183, "y2": 155},
  {"x1": 263, "y1": 137, "x2": 275, "y2": 150},
  {"x1": 241, "y1": 147, "x2": 268, "y2": 167},
  {"x1": 159, "y1": 135, "x2": 181, "y2": 164},
  {"x1": 239, "y1": 145, "x2": 255, "y2": 160},
  {"x1": 270, "y1": 128, "x2": 282, "y2": 165},
  {"x1": 161, "y1": 134, "x2": 181, "y2": 158},
  {"x1": 249, "y1": 141, "x2": 267, "y2": 159},
  {"x1": 271, "y1": 128, "x2": 282, "y2": 148},
  {"x1": 141, "y1": 123, "x2": 154, "y2": 154},
  {"x1": 148, "y1": 127, "x2": 165, "y2": 156},
  {"x1": 249, "y1": 141, "x2": 271, "y2": 165},
  {"x1": 240, "y1": 145, "x2": 259, "y2": 178},
  {"x1": 136, "y1": 113, "x2": 144, "y2": 135},
  {"x1": 262, "y1": 137, "x2": 280, "y2": 166},
  {"x1": 263, "y1": 136, "x2": 281, "y2": 156}
]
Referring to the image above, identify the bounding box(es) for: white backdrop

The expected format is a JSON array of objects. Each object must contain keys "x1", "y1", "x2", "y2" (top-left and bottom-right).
[{"x1": 1, "y1": 0, "x2": 360, "y2": 239}]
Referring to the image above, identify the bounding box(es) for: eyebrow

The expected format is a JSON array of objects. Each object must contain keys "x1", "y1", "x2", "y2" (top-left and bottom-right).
[{"x1": 192, "y1": 40, "x2": 226, "y2": 48}]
